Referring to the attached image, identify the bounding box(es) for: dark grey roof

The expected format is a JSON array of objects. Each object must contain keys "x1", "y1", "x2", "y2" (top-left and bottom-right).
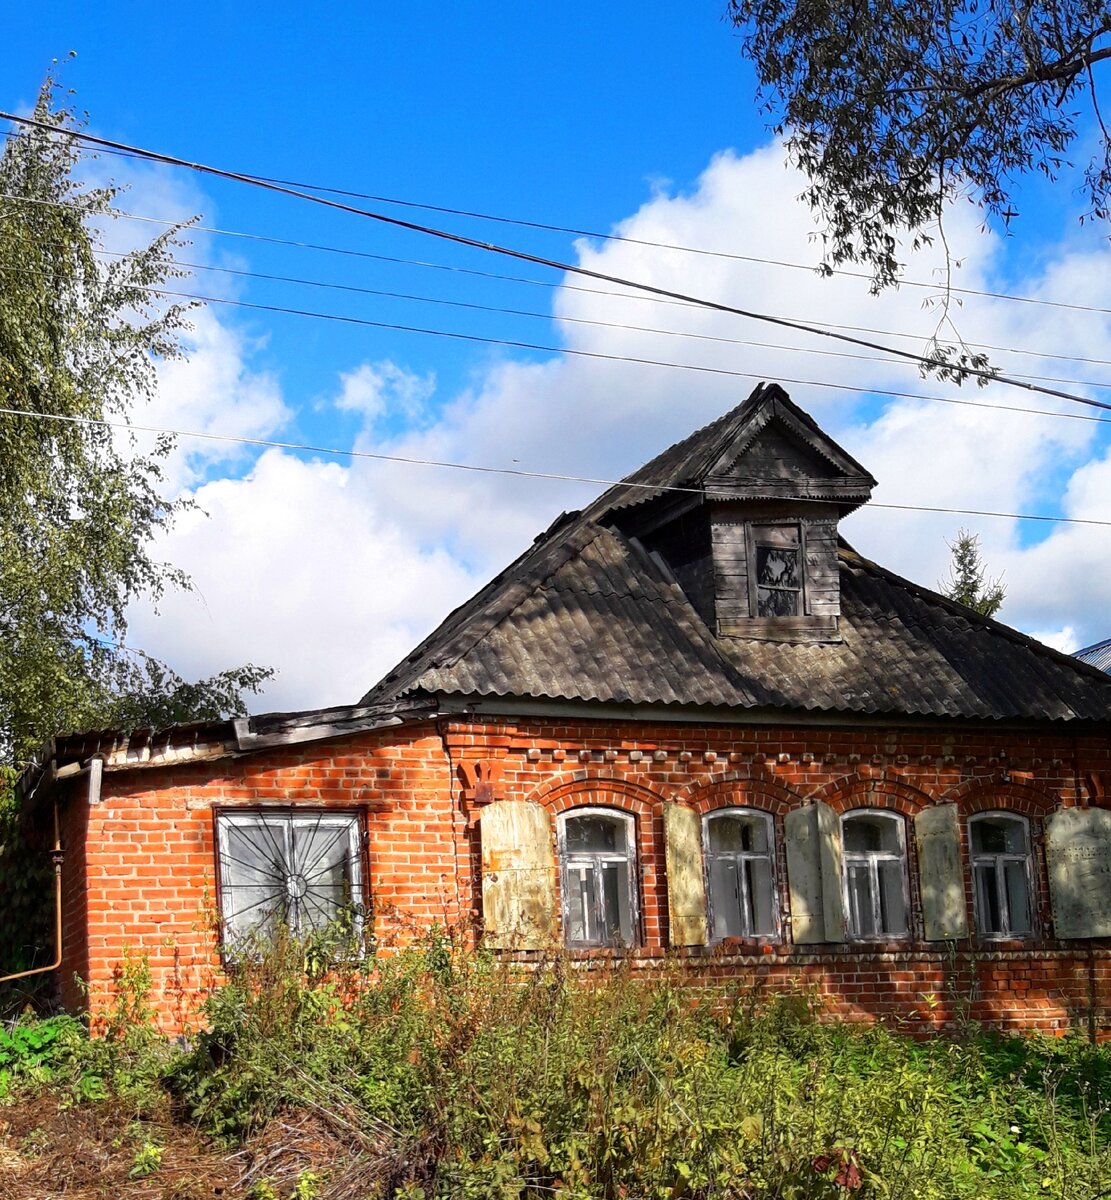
[
  {"x1": 361, "y1": 385, "x2": 1111, "y2": 725},
  {"x1": 1076, "y1": 638, "x2": 1111, "y2": 674},
  {"x1": 581, "y1": 381, "x2": 875, "y2": 519}
]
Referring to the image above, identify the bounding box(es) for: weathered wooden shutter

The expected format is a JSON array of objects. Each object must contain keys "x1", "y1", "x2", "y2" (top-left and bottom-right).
[
  {"x1": 785, "y1": 801, "x2": 844, "y2": 943},
  {"x1": 914, "y1": 804, "x2": 968, "y2": 940},
  {"x1": 816, "y1": 801, "x2": 846, "y2": 942},
  {"x1": 1045, "y1": 807, "x2": 1111, "y2": 939},
  {"x1": 664, "y1": 803, "x2": 708, "y2": 946},
  {"x1": 479, "y1": 801, "x2": 556, "y2": 949}
]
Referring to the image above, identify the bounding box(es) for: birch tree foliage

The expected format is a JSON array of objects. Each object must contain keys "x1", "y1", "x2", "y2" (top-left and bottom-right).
[
  {"x1": 728, "y1": 2, "x2": 1111, "y2": 291},
  {"x1": 0, "y1": 76, "x2": 270, "y2": 765}
]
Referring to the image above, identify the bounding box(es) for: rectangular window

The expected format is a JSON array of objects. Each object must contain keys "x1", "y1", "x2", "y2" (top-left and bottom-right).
[
  {"x1": 842, "y1": 811, "x2": 910, "y2": 939},
  {"x1": 751, "y1": 524, "x2": 803, "y2": 617},
  {"x1": 969, "y1": 813, "x2": 1033, "y2": 938},
  {"x1": 216, "y1": 810, "x2": 363, "y2": 946},
  {"x1": 704, "y1": 809, "x2": 778, "y2": 939},
  {"x1": 559, "y1": 810, "x2": 637, "y2": 948}
]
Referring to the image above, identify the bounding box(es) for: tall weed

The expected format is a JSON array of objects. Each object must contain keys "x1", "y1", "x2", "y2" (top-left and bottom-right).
[
  {"x1": 5, "y1": 930, "x2": 1108, "y2": 1198},
  {"x1": 164, "y1": 933, "x2": 1110, "y2": 1199}
]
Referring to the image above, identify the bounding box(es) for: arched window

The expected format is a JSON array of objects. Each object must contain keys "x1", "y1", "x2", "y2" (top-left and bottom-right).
[
  {"x1": 703, "y1": 808, "x2": 778, "y2": 939},
  {"x1": 969, "y1": 812, "x2": 1033, "y2": 937},
  {"x1": 841, "y1": 810, "x2": 909, "y2": 939},
  {"x1": 558, "y1": 808, "x2": 638, "y2": 948}
]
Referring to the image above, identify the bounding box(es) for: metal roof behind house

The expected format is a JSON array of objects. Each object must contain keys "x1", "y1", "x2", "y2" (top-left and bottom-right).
[{"x1": 1076, "y1": 638, "x2": 1111, "y2": 675}]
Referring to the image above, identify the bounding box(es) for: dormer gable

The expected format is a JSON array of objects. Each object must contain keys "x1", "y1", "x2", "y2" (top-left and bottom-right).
[
  {"x1": 614, "y1": 384, "x2": 876, "y2": 644},
  {"x1": 703, "y1": 387, "x2": 875, "y2": 506}
]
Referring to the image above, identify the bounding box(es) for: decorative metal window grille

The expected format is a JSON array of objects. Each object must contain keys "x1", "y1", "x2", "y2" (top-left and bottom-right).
[
  {"x1": 704, "y1": 808, "x2": 778, "y2": 939},
  {"x1": 216, "y1": 810, "x2": 363, "y2": 945},
  {"x1": 969, "y1": 813, "x2": 1033, "y2": 937},
  {"x1": 558, "y1": 809, "x2": 638, "y2": 948},
  {"x1": 841, "y1": 810, "x2": 910, "y2": 939}
]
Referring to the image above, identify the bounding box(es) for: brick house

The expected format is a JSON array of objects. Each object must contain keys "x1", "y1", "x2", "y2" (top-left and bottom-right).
[{"x1": 15, "y1": 383, "x2": 1111, "y2": 1036}]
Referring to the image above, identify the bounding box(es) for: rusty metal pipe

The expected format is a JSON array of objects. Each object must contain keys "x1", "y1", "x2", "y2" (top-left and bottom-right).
[
  {"x1": 0, "y1": 800, "x2": 63, "y2": 986},
  {"x1": 0, "y1": 757, "x2": 97, "y2": 986}
]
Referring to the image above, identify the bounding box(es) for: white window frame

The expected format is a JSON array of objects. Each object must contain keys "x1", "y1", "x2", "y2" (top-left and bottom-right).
[
  {"x1": 557, "y1": 807, "x2": 639, "y2": 949},
  {"x1": 840, "y1": 809, "x2": 911, "y2": 941},
  {"x1": 216, "y1": 808, "x2": 364, "y2": 946},
  {"x1": 702, "y1": 807, "x2": 780, "y2": 941},
  {"x1": 968, "y1": 811, "x2": 1035, "y2": 939}
]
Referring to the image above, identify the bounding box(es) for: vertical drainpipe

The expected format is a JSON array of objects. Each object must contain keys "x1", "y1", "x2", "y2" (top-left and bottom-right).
[{"x1": 0, "y1": 756, "x2": 101, "y2": 987}]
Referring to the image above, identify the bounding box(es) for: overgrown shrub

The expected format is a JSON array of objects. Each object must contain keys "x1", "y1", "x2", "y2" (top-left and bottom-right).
[
  {"x1": 163, "y1": 933, "x2": 1111, "y2": 1199},
  {"x1": 0, "y1": 1012, "x2": 84, "y2": 1097},
  {"x1": 4, "y1": 933, "x2": 1110, "y2": 1198}
]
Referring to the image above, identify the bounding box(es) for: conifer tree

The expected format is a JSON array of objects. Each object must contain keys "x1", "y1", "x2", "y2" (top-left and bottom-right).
[{"x1": 940, "y1": 529, "x2": 1006, "y2": 618}]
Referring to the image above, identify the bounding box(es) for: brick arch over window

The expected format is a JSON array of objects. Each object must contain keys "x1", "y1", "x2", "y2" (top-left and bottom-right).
[
  {"x1": 811, "y1": 772, "x2": 934, "y2": 817},
  {"x1": 526, "y1": 771, "x2": 665, "y2": 821},
  {"x1": 941, "y1": 777, "x2": 1060, "y2": 818},
  {"x1": 679, "y1": 771, "x2": 805, "y2": 817}
]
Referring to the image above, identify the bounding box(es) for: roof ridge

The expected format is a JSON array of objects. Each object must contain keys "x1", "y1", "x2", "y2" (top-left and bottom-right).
[
  {"x1": 579, "y1": 383, "x2": 773, "y2": 519},
  {"x1": 839, "y1": 540, "x2": 1111, "y2": 688}
]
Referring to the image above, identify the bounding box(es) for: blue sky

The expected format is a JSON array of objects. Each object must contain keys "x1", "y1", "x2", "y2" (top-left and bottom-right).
[{"x1": 4, "y1": 4, "x2": 1111, "y2": 710}]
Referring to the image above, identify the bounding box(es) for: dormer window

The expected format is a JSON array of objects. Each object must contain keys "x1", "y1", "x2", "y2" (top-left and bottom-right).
[
  {"x1": 752, "y1": 524, "x2": 802, "y2": 617},
  {"x1": 618, "y1": 384, "x2": 876, "y2": 645},
  {"x1": 708, "y1": 504, "x2": 840, "y2": 642}
]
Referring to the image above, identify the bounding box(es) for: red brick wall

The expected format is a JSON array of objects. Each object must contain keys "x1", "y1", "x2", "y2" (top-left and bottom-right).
[{"x1": 54, "y1": 714, "x2": 1111, "y2": 1036}]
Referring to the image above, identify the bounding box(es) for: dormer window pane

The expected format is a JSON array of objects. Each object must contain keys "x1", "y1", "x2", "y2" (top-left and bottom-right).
[
  {"x1": 757, "y1": 547, "x2": 800, "y2": 589},
  {"x1": 752, "y1": 524, "x2": 802, "y2": 617}
]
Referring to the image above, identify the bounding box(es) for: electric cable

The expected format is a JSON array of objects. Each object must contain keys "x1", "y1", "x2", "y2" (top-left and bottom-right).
[
  {"x1": 1, "y1": 403, "x2": 1107, "y2": 527},
  {"x1": 29, "y1": 249, "x2": 1108, "y2": 393},
  {"x1": 6, "y1": 270, "x2": 1106, "y2": 429},
  {"x1": 6, "y1": 126, "x2": 1108, "y2": 318},
  {"x1": 2, "y1": 111, "x2": 1107, "y2": 414},
  {"x1": 7, "y1": 189, "x2": 1111, "y2": 373}
]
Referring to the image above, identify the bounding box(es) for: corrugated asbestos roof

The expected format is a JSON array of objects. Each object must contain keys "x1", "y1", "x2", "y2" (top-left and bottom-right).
[
  {"x1": 362, "y1": 383, "x2": 1111, "y2": 725},
  {"x1": 361, "y1": 520, "x2": 1111, "y2": 722},
  {"x1": 1076, "y1": 638, "x2": 1111, "y2": 675}
]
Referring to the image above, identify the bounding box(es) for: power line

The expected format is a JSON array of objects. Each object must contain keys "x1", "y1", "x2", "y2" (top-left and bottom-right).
[
  {"x1": 7, "y1": 246, "x2": 1108, "y2": 393},
  {"x1": 46, "y1": 249, "x2": 1109, "y2": 393},
  {"x1": 8, "y1": 188, "x2": 1111, "y2": 374},
  {"x1": 15, "y1": 272, "x2": 1108, "y2": 430},
  {"x1": 7, "y1": 126, "x2": 1108, "y2": 320},
  {"x1": 3, "y1": 112, "x2": 1108, "y2": 416},
  {"x1": 1, "y1": 403, "x2": 1107, "y2": 528},
  {"x1": 5, "y1": 221, "x2": 1109, "y2": 421}
]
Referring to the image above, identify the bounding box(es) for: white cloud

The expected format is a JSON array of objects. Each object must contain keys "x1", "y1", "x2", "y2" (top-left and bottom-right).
[
  {"x1": 127, "y1": 449, "x2": 482, "y2": 711},
  {"x1": 125, "y1": 143, "x2": 1111, "y2": 710},
  {"x1": 147, "y1": 308, "x2": 289, "y2": 493},
  {"x1": 80, "y1": 156, "x2": 292, "y2": 493},
  {"x1": 335, "y1": 360, "x2": 435, "y2": 423},
  {"x1": 1026, "y1": 626, "x2": 1081, "y2": 655}
]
